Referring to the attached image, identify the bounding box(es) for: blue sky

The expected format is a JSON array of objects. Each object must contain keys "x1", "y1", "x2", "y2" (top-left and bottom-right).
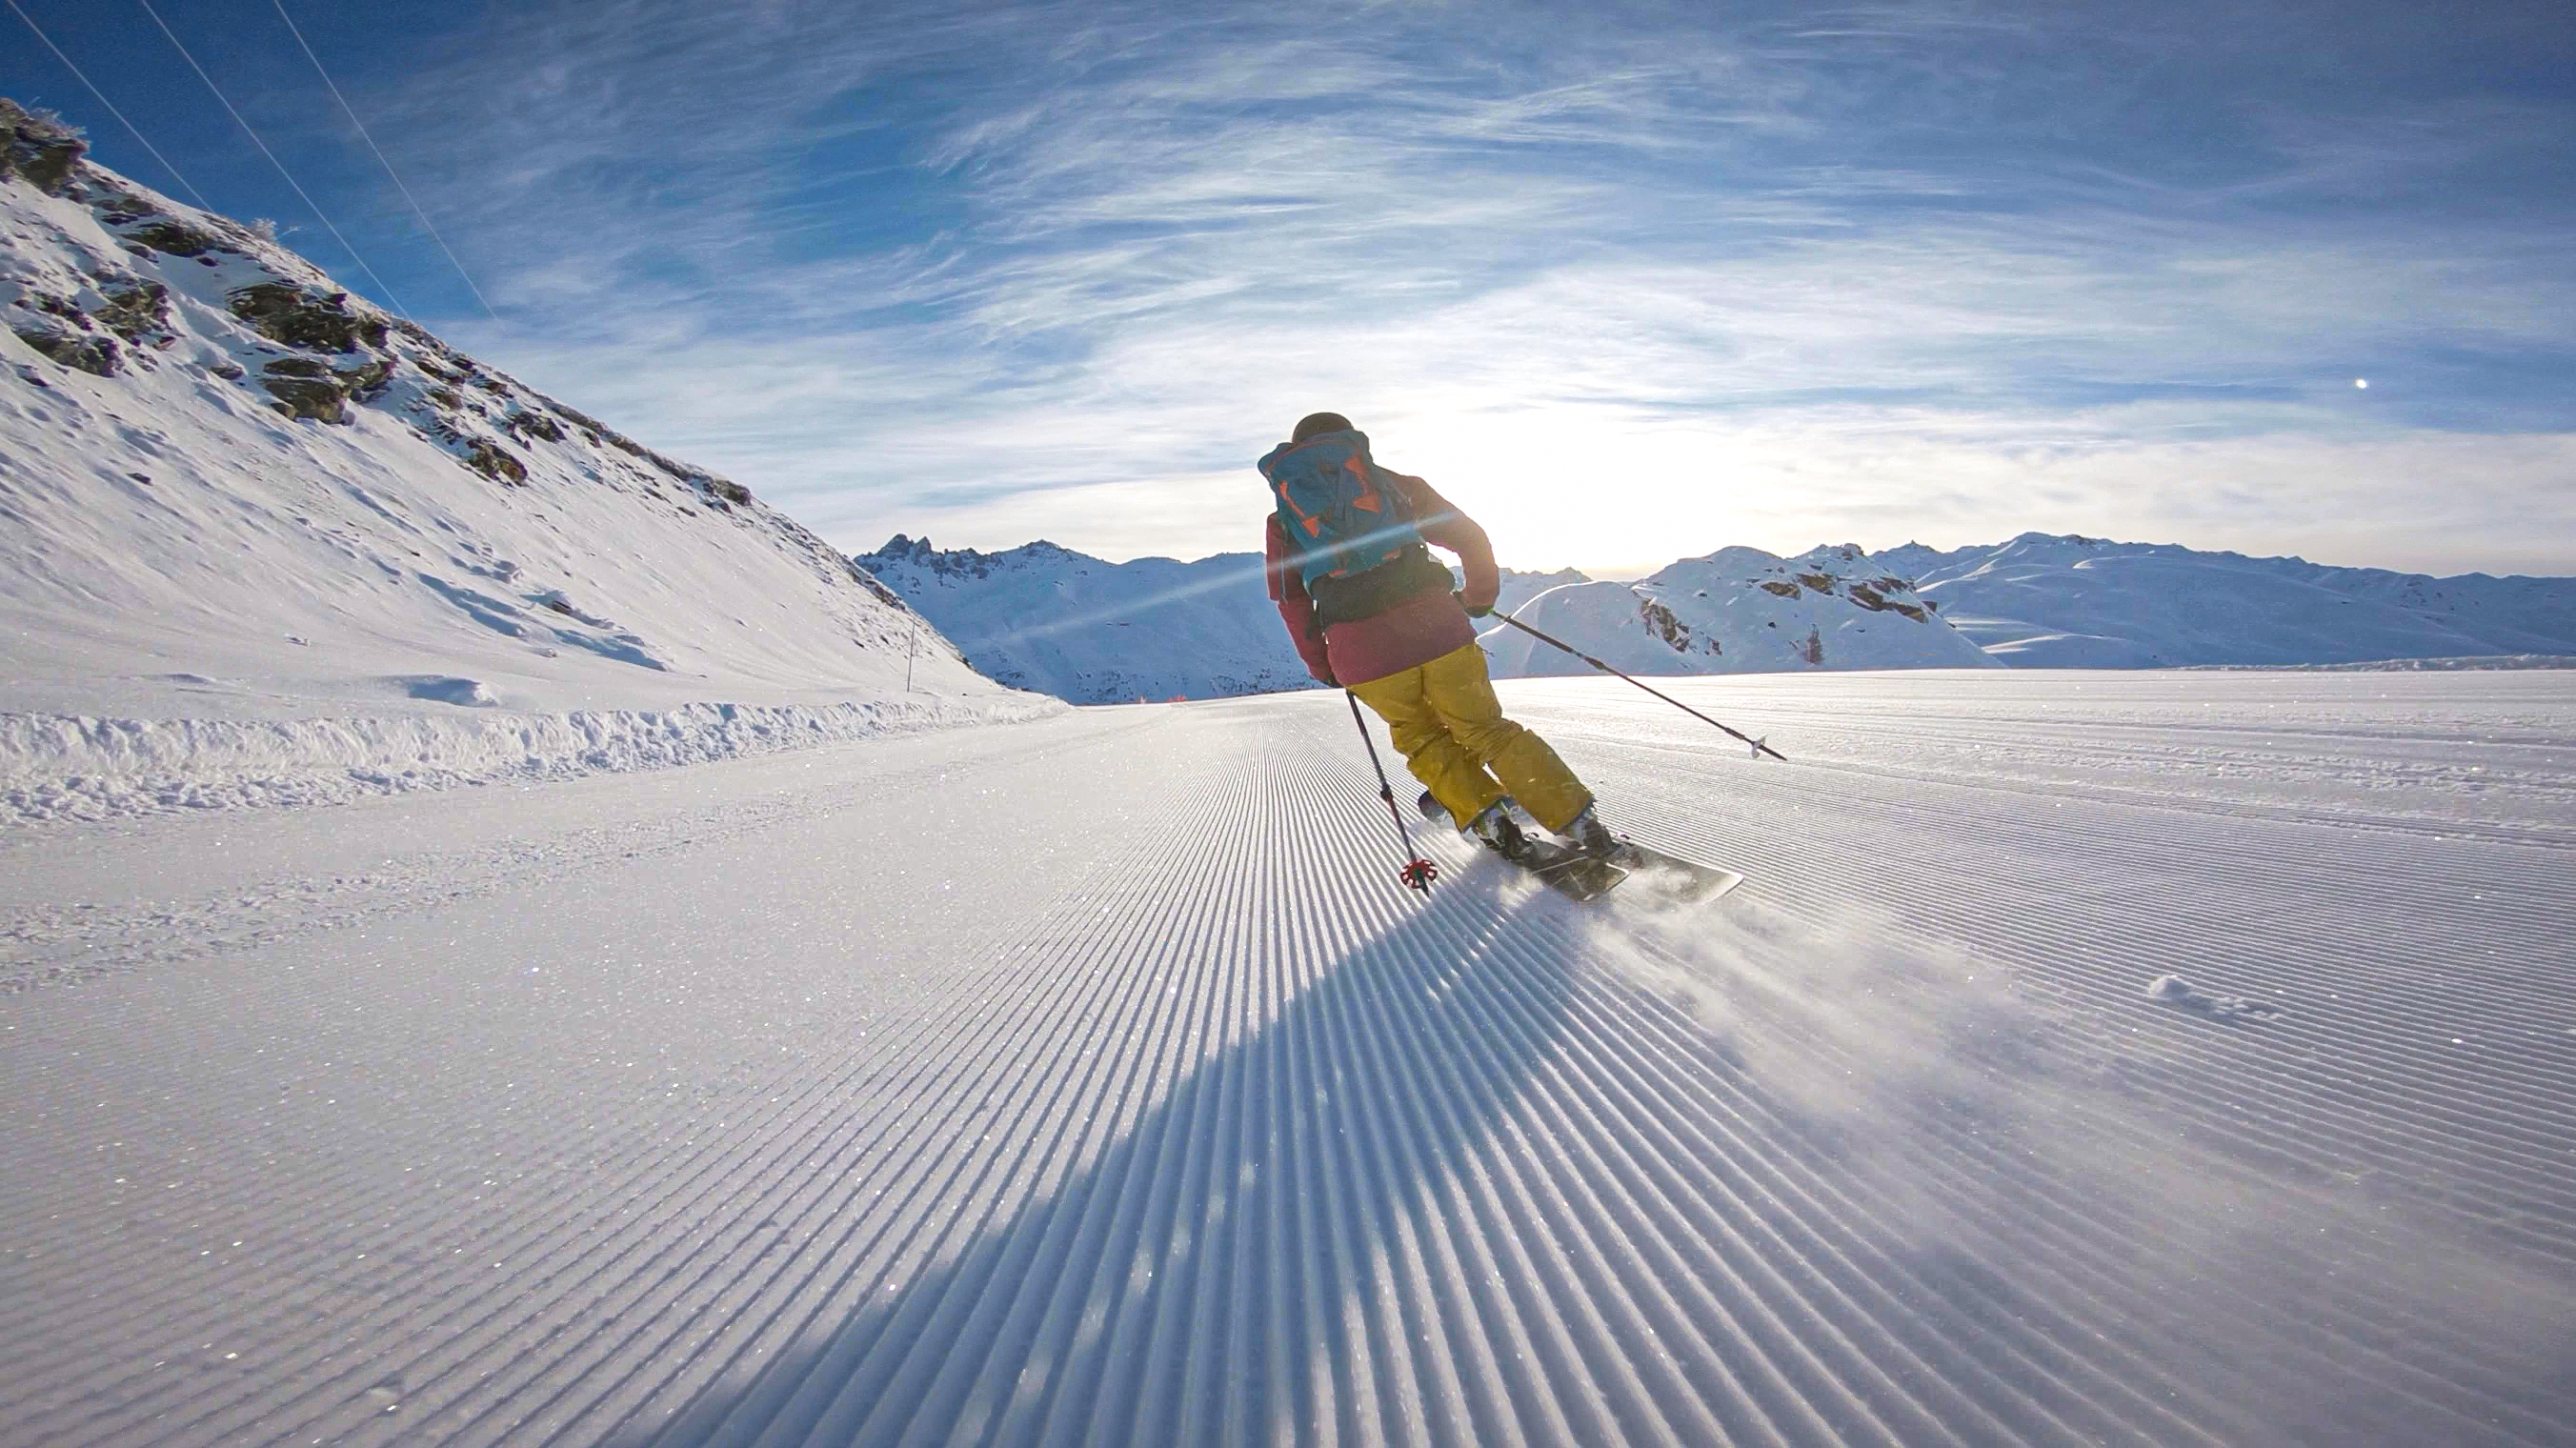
[{"x1": 9, "y1": 0, "x2": 2573, "y2": 575}]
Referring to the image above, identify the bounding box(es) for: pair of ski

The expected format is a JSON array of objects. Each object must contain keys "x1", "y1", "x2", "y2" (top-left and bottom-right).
[{"x1": 1415, "y1": 791, "x2": 1743, "y2": 905}]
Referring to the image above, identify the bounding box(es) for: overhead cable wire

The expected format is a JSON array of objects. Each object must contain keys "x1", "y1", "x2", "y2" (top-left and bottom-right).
[
  {"x1": 131, "y1": 0, "x2": 411, "y2": 318},
  {"x1": 271, "y1": 0, "x2": 498, "y2": 322},
  {"x1": 5, "y1": 0, "x2": 214, "y2": 210}
]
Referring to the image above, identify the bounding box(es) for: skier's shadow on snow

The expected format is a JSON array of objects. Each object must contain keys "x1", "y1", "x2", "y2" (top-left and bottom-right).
[
  {"x1": 600, "y1": 842, "x2": 2576, "y2": 1448},
  {"x1": 624, "y1": 864, "x2": 1628, "y2": 1448}
]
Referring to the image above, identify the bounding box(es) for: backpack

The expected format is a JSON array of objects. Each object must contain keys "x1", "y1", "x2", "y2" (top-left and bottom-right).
[{"x1": 1258, "y1": 429, "x2": 1427, "y2": 586}]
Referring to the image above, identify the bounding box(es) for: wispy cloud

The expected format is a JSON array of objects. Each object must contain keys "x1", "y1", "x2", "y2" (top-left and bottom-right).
[{"x1": 338, "y1": 0, "x2": 2576, "y2": 575}]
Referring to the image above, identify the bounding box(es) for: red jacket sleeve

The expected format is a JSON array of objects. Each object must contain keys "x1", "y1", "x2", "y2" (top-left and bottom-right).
[
  {"x1": 1389, "y1": 474, "x2": 1499, "y2": 613},
  {"x1": 1265, "y1": 513, "x2": 1337, "y2": 684}
]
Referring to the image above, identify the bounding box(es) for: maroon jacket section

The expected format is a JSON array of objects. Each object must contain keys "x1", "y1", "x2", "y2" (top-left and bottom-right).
[{"x1": 1264, "y1": 473, "x2": 1501, "y2": 688}]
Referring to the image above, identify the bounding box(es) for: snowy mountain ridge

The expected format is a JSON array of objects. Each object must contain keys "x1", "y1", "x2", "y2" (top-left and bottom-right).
[
  {"x1": 867, "y1": 521, "x2": 2576, "y2": 700},
  {"x1": 855, "y1": 533, "x2": 1594, "y2": 703},
  {"x1": 0, "y1": 101, "x2": 1052, "y2": 823},
  {"x1": 1882, "y1": 532, "x2": 2576, "y2": 667},
  {"x1": 1482, "y1": 543, "x2": 2002, "y2": 678},
  {"x1": 862, "y1": 533, "x2": 2013, "y2": 700}
]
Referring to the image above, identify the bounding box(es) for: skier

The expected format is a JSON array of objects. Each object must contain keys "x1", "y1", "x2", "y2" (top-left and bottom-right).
[{"x1": 1261, "y1": 412, "x2": 1617, "y2": 866}]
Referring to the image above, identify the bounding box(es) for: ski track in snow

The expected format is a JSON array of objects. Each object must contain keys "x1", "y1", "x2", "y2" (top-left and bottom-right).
[{"x1": 3, "y1": 673, "x2": 2572, "y2": 1447}]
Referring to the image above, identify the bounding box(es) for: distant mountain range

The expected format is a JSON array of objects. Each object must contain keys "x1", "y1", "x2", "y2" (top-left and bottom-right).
[
  {"x1": 855, "y1": 536, "x2": 1999, "y2": 700},
  {"x1": 857, "y1": 532, "x2": 2574, "y2": 704},
  {"x1": 853, "y1": 535, "x2": 1588, "y2": 703},
  {"x1": 1882, "y1": 533, "x2": 2576, "y2": 667}
]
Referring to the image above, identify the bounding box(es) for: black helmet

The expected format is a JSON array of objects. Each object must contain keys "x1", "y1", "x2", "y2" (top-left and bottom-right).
[{"x1": 1291, "y1": 412, "x2": 1353, "y2": 443}]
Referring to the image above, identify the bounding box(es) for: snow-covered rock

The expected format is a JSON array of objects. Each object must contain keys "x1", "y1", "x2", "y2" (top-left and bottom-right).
[
  {"x1": 1482, "y1": 544, "x2": 2002, "y2": 677},
  {"x1": 1893, "y1": 533, "x2": 2576, "y2": 667},
  {"x1": 0, "y1": 101, "x2": 1053, "y2": 822}
]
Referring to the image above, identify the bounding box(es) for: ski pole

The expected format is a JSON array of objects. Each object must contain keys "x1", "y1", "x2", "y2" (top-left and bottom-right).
[
  {"x1": 1479, "y1": 605, "x2": 1790, "y2": 761},
  {"x1": 1346, "y1": 690, "x2": 1439, "y2": 895}
]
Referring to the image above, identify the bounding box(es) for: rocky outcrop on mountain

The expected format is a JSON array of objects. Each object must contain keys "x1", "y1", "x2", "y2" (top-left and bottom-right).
[
  {"x1": 3, "y1": 99, "x2": 787, "y2": 530},
  {"x1": 0, "y1": 99, "x2": 85, "y2": 195}
]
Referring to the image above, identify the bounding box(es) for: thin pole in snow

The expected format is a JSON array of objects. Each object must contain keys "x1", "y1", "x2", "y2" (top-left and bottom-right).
[
  {"x1": 1347, "y1": 691, "x2": 1438, "y2": 895},
  {"x1": 1480, "y1": 603, "x2": 1789, "y2": 761}
]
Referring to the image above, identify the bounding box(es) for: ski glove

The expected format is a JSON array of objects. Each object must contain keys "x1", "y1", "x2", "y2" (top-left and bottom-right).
[{"x1": 1453, "y1": 590, "x2": 1495, "y2": 619}]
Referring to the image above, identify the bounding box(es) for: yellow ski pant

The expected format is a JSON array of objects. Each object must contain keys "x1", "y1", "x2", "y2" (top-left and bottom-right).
[{"x1": 1347, "y1": 641, "x2": 1594, "y2": 833}]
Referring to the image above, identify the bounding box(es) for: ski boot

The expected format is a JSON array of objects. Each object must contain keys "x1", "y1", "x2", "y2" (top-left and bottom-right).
[
  {"x1": 1465, "y1": 800, "x2": 1544, "y2": 867},
  {"x1": 1561, "y1": 803, "x2": 1621, "y2": 861}
]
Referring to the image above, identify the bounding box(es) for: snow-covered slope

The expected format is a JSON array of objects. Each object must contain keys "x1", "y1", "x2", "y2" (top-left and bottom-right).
[
  {"x1": 8, "y1": 672, "x2": 2572, "y2": 1446},
  {"x1": 0, "y1": 102, "x2": 1050, "y2": 821},
  {"x1": 1889, "y1": 533, "x2": 2576, "y2": 667},
  {"x1": 1483, "y1": 543, "x2": 2001, "y2": 677}
]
